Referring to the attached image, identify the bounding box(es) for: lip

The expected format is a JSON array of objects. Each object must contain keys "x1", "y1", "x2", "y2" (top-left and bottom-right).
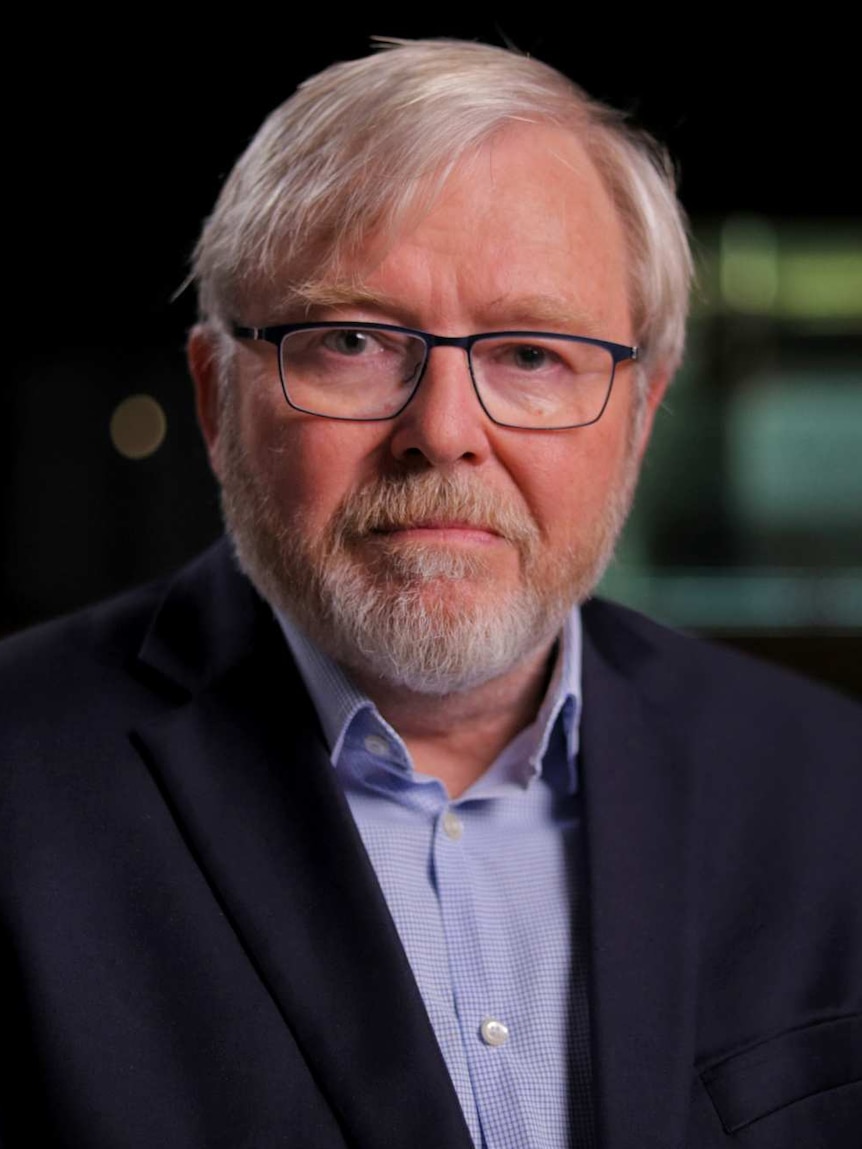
[{"x1": 372, "y1": 522, "x2": 503, "y2": 544}]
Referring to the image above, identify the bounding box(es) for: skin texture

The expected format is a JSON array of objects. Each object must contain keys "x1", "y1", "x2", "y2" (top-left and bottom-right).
[{"x1": 190, "y1": 123, "x2": 670, "y2": 795}]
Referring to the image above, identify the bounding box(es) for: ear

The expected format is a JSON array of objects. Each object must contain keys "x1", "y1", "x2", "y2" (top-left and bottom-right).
[
  {"x1": 187, "y1": 324, "x2": 224, "y2": 478},
  {"x1": 632, "y1": 366, "x2": 672, "y2": 464}
]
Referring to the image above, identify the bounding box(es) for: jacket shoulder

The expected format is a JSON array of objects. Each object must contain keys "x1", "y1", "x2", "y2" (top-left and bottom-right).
[
  {"x1": 582, "y1": 594, "x2": 861, "y2": 720},
  {"x1": 0, "y1": 539, "x2": 260, "y2": 708},
  {"x1": 0, "y1": 577, "x2": 167, "y2": 695}
]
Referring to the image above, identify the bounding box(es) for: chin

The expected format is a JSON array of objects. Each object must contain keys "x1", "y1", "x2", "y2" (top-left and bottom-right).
[
  {"x1": 217, "y1": 407, "x2": 636, "y2": 695},
  {"x1": 228, "y1": 507, "x2": 615, "y2": 695}
]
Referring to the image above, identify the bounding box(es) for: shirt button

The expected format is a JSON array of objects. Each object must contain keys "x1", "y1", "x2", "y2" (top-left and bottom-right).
[
  {"x1": 363, "y1": 735, "x2": 390, "y2": 757},
  {"x1": 480, "y1": 1018, "x2": 509, "y2": 1047},
  {"x1": 442, "y1": 810, "x2": 463, "y2": 840}
]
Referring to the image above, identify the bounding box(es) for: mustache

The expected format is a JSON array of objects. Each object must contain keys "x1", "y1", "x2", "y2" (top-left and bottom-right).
[{"x1": 330, "y1": 471, "x2": 540, "y2": 549}]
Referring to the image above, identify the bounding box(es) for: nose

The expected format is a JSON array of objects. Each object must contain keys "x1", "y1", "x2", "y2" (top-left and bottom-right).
[{"x1": 387, "y1": 345, "x2": 494, "y2": 467}]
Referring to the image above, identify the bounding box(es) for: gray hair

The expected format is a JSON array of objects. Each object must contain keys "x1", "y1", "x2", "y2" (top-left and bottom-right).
[{"x1": 191, "y1": 38, "x2": 693, "y2": 378}]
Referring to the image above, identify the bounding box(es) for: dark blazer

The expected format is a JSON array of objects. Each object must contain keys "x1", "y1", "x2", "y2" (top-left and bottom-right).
[{"x1": 1, "y1": 541, "x2": 860, "y2": 1148}]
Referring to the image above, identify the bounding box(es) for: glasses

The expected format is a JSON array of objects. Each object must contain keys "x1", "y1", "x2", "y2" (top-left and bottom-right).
[{"x1": 232, "y1": 321, "x2": 640, "y2": 430}]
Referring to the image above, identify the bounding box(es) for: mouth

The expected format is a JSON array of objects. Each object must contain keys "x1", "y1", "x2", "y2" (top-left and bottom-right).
[
  {"x1": 332, "y1": 472, "x2": 538, "y2": 559},
  {"x1": 370, "y1": 521, "x2": 504, "y2": 544}
]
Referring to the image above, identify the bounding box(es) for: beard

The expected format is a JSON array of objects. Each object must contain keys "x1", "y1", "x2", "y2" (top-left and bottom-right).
[{"x1": 216, "y1": 402, "x2": 639, "y2": 696}]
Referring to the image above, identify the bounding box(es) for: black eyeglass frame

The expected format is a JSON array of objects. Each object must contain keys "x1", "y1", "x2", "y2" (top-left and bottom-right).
[{"x1": 232, "y1": 321, "x2": 641, "y2": 430}]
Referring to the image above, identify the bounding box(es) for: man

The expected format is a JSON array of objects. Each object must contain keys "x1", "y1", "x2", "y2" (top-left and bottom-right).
[{"x1": 1, "y1": 39, "x2": 859, "y2": 1149}]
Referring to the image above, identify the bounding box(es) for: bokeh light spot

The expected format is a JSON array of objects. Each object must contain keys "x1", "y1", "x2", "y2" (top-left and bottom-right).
[{"x1": 109, "y1": 394, "x2": 167, "y2": 460}]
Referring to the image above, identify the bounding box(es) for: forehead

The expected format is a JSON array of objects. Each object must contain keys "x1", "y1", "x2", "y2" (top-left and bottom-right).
[{"x1": 266, "y1": 123, "x2": 632, "y2": 335}]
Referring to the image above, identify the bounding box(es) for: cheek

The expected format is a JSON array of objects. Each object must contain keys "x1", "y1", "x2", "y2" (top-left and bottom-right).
[
  {"x1": 512, "y1": 422, "x2": 632, "y2": 542},
  {"x1": 241, "y1": 403, "x2": 389, "y2": 525}
]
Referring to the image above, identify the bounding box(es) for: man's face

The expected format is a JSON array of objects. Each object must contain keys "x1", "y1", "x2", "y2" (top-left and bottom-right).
[{"x1": 193, "y1": 124, "x2": 667, "y2": 694}]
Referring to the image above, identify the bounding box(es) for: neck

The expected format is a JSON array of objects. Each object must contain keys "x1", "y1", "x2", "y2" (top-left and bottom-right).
[{"x1": 351, "y1": 639, "x2": 558, "y2": 798}]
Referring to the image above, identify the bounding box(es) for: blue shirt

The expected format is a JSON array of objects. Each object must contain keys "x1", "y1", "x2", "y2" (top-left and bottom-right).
[{"x1": 277, "y1": 609, "x2": 587, "y2": 1149}]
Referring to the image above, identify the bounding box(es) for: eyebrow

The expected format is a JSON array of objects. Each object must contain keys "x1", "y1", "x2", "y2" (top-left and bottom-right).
[
  {"x1": 479, "y1": 294, "x2": 600, "y2": 333},
  {"x1": 298, "y1": 284, "x2": 391, "y2": 312},
  {"x1": 297, "y1": 286, "x2": 601, "y2": 335}
]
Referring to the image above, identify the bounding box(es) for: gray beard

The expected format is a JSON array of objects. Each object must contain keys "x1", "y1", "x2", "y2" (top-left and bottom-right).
[{"x1": 216, "y1": 405, "x2": 638, "y2": 695}]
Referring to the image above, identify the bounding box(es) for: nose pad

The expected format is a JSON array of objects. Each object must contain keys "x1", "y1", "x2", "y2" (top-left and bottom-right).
[{"x1": 402, "y1": 357, "x2": 424, "y2": 388}]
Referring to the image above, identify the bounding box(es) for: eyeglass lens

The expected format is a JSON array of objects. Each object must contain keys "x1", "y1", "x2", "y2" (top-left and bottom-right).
[{"x1": 279, "y1": 325, "x2": 615, "y2": 427}]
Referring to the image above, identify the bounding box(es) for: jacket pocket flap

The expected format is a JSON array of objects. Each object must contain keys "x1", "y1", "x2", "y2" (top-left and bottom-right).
[{"x1": 700, "y1": 1015, "x2": 862, "y2": 1133}]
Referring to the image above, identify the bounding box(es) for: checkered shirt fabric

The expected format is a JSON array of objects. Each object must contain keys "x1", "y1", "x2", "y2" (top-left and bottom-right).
[{"x1": 278, "y1": 609, "x2": 596, "y2": 1149}]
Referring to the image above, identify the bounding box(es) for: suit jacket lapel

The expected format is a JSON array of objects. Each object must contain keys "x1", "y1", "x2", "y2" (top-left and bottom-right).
[
  {"x1": 580, "y1": 601, "x2": 701, "y2": 1149},
  {"x1": 132, "y1": 544, "x2": 474, "y2": 1149}
]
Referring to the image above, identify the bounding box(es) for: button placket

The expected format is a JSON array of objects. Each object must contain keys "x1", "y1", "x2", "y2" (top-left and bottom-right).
[{"x1": 431, "y1": 801, "x2": 533, "y2": 1149}]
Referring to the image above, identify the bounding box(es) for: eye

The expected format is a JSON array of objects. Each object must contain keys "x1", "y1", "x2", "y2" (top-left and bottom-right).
[
  {"x1": 509, "y1": 344, "x2": 553, "y2": 371},
  {"x1": 321, "y1": 329, "x2": 379, "y2": 356},
  {"x1": 487, "y1": 340, "x2": 568, "y2": 375}
]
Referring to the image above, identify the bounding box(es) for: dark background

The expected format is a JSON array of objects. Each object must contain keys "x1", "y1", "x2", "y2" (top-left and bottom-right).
[{"x1": 4, "y1": 17, "x2": 859, "y2": 692}]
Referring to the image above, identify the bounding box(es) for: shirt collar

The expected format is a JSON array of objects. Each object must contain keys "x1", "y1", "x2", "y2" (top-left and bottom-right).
[{"x1": 274, "y1": 607, "x2": 582, "y2": 795}]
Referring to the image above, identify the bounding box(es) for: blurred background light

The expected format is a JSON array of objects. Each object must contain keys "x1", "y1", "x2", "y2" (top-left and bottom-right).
[{"x1": 109, "y1": 395, "x2": 167, "y2": 460}]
